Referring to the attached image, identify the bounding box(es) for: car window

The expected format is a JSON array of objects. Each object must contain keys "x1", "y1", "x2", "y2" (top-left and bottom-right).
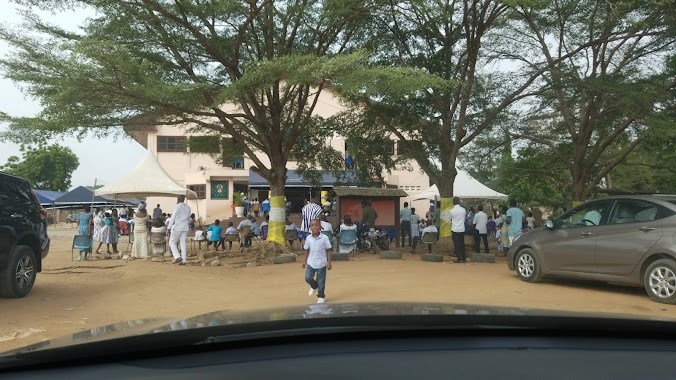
[
  {"x1": 558, "y1": 201, "x2": 609, "y2": 228},
  {"x1": 610, "y1": 200, "x2": 659, "y2": 224}
]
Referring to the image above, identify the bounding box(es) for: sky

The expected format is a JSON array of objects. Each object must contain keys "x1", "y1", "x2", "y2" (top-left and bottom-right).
[{"x1": 0, "y1": 2, "x2": 146, "y2": 189}]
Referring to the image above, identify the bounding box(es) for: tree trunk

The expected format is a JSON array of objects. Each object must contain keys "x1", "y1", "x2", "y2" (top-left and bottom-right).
[
  {"x1": 266, "y1": 166, "x2": 287, "y2": 246},
  {"x1": 437, "y1": 160, "x2": 458, "y2": 238},
  {"x1": 571, "y1": 179, "x2": 587, "y2": 206}
]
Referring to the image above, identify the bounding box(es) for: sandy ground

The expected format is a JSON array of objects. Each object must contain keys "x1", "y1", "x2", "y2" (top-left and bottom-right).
[{"x1": 2, "y1": 226, "x2": 676, "y2": 353}]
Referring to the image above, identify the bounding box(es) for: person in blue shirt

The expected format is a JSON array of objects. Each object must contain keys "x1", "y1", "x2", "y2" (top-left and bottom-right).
[
  {"x1": 505, "y1": 200, "x2": 526, "y2": 245},
  {"x1": 206, "y1": 220, "x2": 224, "y2": 251}
]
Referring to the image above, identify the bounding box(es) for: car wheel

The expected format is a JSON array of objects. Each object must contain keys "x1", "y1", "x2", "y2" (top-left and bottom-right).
[
  {"x1": 644, "y1": 259, "x2": 676, "y2": 304},
  {"x1": 0, "y1": 245, "x2": 37, "y2": 298},
  {"x1": 515, "y1": 248, "x2": 542, "y2": 283}
]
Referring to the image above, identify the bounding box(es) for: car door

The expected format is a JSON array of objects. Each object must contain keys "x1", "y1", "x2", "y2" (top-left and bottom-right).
[
  {"x1": 594, "y1": 199, "x2": 664, "y2": 276},
  {"x1": 543, "y1": 200, "x2": 611, "y2": 273}
]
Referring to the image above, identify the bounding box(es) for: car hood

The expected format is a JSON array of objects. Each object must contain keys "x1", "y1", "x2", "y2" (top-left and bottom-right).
[{"x1": 4, "y1": 302, "x2": 676, "y2": 356}]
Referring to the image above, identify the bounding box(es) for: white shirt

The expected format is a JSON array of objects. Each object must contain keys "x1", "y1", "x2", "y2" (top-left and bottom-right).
[
  {"x1": 450, "y1": 204, "x2": 466, "y2": 233},
  {"x1": 340, "y1": 223, "x2": 357, "y2": 231},
  {"x1": 526, "y1": 216, "x2": 536, "y2": 229},
  {"x1": 421, "y1": 225, "x2": 438, "y2": 235},
  {"x1": 304, "y1": 233, "x2": 332, "y2": 269},
  {"x1": 167, "y1": 202, "x2": 191, "y2": 232},
  {"x1": 237, "y1": 219, "x2": 253, "y2": 230},
  {"x1": 320, "y1": 220, "x2": 333, "y2": 232},
  {"x1": 473, "y1": 211, "x2": 488, "y2": 234}
]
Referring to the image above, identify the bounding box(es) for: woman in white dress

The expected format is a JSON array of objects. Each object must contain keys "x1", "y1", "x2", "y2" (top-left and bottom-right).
[
  {"x1": 94, "y1": 210, "x2": 107, "y2": 255},
  {"x1": 410, "y1": 208, "x2": 420, "y2": 240},
  {"x1": 131, "y1": 204, "x2": 150, "y2": 259}
]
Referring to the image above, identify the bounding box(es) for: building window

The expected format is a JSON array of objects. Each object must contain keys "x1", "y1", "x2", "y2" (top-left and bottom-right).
[
  {"x1": 157, "y1": 136, "x2": 187, "y2": 152},
  {"x1": 231, "y1": 156, "x2": 244, "y2": 169},
  {"x1": 187, "y1": 184, "x2": 206, "y2": 199}
]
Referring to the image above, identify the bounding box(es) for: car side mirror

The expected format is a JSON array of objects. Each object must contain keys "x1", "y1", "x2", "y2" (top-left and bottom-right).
[{"x1": 545, "y1": 219, "x2": 555, "y2": 229}]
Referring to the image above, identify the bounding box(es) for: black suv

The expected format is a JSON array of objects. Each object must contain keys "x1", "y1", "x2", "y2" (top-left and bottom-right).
[{"x1": 0, "y1": 172, "x2": 50, "y2": 298}]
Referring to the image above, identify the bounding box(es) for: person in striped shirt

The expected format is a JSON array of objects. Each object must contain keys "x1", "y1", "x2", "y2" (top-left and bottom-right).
[{"x1": 301, "y1": 197, "x2": 323, "y2": 233}]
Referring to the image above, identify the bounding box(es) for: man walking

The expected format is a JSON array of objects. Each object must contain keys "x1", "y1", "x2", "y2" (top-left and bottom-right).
[
  {"x1": 450, "y1": 197, "x2": 467, "y2": 263},
  {"x1": 168, "y1": 195, "x2": 191, "y2": 265},
  {"x1": 473, "y1": 205, "x2": 489, "y2": 253},
  {"x1": 301, "y1": 196, "x2": 323, "y2": 233},
  {"x1": 400, "y1": 201, "x2": 412, "y2": 247}
]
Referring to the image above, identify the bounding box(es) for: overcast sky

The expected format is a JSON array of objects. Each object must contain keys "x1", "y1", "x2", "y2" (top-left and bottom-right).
[{"x1": 0, "y1": 2, "x2": 146, "y2": 189}]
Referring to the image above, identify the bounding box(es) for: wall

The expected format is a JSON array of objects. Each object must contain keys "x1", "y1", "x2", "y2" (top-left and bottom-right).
[{"x1": 338, "y1": 198, "x2": 398, "y2": 227}]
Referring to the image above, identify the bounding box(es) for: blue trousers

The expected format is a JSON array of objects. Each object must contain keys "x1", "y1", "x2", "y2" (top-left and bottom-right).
[{"x1": 305, "y1": 265, "x2": 327, "y2": 298}]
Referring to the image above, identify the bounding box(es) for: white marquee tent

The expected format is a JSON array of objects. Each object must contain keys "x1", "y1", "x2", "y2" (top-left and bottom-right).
[
  {"x1": 412, "y1": 170, "x2": 507, "y2": 201},
  {"x1": 95, "y1": 152, "x2": 198, "y2": 199}
]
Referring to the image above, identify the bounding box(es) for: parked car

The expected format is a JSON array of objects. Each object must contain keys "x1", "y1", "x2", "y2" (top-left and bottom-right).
[
  {"x1": 507, "y1": 195, "x2": 676, "y2": 304},
  {"x1": 0, "y1": 172, "x2": 50, "y2": 298},
  {"x1": 66, "y1": 214, "x2": 80, "y2": 224}
]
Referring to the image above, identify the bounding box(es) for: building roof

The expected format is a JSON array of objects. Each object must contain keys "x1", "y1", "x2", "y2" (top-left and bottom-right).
[
  {"x1": 248, "y1": 169, "x2": 358, "y2": 188},
  {"x1": 333, "y1": 187, "x2": 408, "y2": 198},
  {"x1": 33, "y1": 190, "x2": 66, "y2": 205},
  {"x1": 55, "y1": 186, "x2": 139, "y2": 206}
]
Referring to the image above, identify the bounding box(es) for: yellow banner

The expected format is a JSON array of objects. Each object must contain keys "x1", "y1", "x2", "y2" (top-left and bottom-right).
[
  {"x1": 440, "y1": 197, "x2": 453, "y2": 238},
  {"x1": 267, "y1": 195, "x2": 286, "y2": 245}
]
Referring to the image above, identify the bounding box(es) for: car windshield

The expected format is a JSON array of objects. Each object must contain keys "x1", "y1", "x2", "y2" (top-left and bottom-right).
[{"x1": 1, "y1": 0, "x2": 675, "y2": 357}]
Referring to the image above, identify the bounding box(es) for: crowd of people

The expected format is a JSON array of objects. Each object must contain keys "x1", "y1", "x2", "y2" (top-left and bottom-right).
[
  {"x1": 397, "y1": 198, "x2": 539, "y2": 262},
  {"x1": 76, "y1": 197, "x2": 194, "y2": 265}
]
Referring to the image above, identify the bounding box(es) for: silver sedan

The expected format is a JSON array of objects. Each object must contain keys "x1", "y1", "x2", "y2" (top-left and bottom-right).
[{"x1": 507, "y1": 196, "x2": 676, "y2": 304}]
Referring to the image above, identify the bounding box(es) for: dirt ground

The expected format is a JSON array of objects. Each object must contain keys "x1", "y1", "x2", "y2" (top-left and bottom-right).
[{"x1": 2, "y1": 226, "x2": 676, "y2": 353}]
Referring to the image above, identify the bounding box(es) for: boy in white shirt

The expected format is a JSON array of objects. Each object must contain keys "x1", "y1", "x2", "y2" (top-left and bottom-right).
[{"x1": 302, "y1": 219, "x2": 332, "y2": 304}]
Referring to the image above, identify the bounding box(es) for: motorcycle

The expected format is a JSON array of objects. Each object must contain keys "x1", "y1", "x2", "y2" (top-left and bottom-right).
[
  {"x1": 355, "y1": 221, "x2": 375, "y2": 253},
  {"x1": 370, "y1": 228, "x2": 390, "y2": 251}
]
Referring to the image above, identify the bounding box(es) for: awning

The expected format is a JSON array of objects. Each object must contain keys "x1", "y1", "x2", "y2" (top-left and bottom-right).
[
  {"x1": 333, "y1": 187, "x2": 408, "y2": 198},
  {"x1": 248, "y1": 169, "x2": 358, "y2": 188}
]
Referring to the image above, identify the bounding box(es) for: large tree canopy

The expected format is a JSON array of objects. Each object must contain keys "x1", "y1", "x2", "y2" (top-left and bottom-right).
[
  {"x1": 507, "y1": 0, "x2": 676, "y2": 202},
  {"x1": 0, "y1": 0, "x2": 435, "y2": 245},
  {"x1": 341, "y1": 0, "x2": 551, "y2": 237},
  {"x1": 1, "y1": 144, "x2": 79, "y2": 191}
]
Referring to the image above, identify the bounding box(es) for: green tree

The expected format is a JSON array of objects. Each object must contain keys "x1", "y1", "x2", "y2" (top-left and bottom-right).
[
  {"x1": 1, "y1": 144, "x2": 79, "y2": 191},
  {"x1": 508, "y1": 0, "x2": 676, "y2": 203},
  {"x1": 342, "y1": 0, "x2": 551, "y2": 237},
  {"x1": 0, "y1": 0, "x2": 433, "y2": 245}
]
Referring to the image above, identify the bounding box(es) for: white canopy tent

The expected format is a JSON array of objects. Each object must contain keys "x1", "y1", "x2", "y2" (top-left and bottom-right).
[
  {"x1": 95, "y1": 152, "x2": 197, "y2": 199},
  {"x1": 411, "y1": 170, "x2": 508, "y2": 201}
]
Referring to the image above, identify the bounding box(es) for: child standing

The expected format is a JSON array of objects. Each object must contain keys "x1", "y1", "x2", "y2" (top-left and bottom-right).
[
  {"x1": 302, "y1": 219, "x2": 332, "y2": 304},
  {"x1": 206, "y1": 220, "x2": 223, "y2": 251}
]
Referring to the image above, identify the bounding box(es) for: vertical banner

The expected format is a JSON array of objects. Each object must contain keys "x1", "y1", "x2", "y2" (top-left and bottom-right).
[
  {"x1": 267, "y1": 195, "x2": 287, "y2": 245},
  {"x1": 440, "y1": 197, "x2": 453, "y2": 238}
]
